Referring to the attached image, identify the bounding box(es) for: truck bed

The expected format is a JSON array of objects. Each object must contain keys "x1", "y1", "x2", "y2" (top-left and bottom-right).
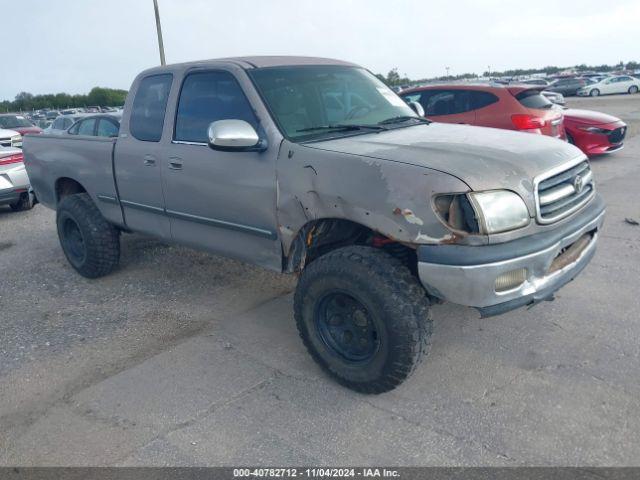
[{"x1": 23, "y1": 134, "x2": 124, "y2": 227}]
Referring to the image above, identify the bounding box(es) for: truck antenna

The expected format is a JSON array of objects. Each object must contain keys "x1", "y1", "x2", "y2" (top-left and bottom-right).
[{"x1": 153, "y1": 0, "x2": 166, "y2": 66}]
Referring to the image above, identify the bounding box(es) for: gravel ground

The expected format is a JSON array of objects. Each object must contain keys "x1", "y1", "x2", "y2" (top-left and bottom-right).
[{"x1": 1, "y1": 93, "x2": 639, "y2": 466}]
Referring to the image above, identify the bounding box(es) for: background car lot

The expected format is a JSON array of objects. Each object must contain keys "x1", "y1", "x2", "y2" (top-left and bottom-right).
[{"x1": 1, "y1": 94, "x2": 639, "y2": 465}]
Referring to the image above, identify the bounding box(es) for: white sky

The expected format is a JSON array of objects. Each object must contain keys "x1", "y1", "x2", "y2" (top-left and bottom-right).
[{"x1": 3, "y1": 0, "x2": 639, "y2": 100}]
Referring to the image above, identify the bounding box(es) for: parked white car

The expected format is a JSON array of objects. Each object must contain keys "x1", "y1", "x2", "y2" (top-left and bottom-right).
[
  {"x1": 0, "y1": 128, "x2": 22, "y2": 148},
  {"x1": 542, "y1": 90, "x2": 566, "y2": 105},
  {"x1": 577, "y1": 75, "x2": 640, "y2": 97},
  {"x1": 0, "y1": 146, "x2": 34, "y2": 211}
]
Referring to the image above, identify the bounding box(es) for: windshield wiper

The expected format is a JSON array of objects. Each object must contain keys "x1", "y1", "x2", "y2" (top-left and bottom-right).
[
  {"x1": 378, "y1": 116, "x2": 431, "y2": 125},
  {"x1": 296, "y1": 124, "x2": 387, "y2": 133}
]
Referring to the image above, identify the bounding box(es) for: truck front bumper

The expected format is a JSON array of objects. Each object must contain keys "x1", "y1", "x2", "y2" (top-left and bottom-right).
[{"x1": 417, "y1": 194, "x2": 605, "y2": 317}]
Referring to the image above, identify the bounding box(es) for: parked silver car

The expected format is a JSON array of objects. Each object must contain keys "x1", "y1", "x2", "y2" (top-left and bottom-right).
[
  {"x1": 0, "y1": 128, "x2": 22, "y2": 148},
  {"x1": 44, "y1": 114, "x2": 90, "y2": 135},
  {"x1": 542, "y1": 90, "x2": 566, "y2": 105},
  {"x1": 0, "y1": 146, "x2": 34, "y2": 211}
]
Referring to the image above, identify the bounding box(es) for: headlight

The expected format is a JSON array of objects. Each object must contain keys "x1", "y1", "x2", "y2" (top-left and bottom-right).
[
  {"x1": 578, "y1": 126, "x2": 610, "y2": 134},
  {"x1": 11, "y1": 135, "x2": 22, "y2": 147},
  {"x1": 468, "y1": 190, "x2": 530, "y2": 234}
]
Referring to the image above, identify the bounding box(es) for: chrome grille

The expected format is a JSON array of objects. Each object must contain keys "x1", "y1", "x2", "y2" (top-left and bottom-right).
[{"x1": 535, "y1": 159, "x2": 595, "y2": 224}]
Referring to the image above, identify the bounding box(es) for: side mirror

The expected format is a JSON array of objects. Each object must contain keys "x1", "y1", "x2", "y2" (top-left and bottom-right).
[
  {"x1": 408, "y1": 101, "x2": 425, "y2": 117},
  {"x1": 207, "y1": 120, "x2": 264, "y2": 151}
]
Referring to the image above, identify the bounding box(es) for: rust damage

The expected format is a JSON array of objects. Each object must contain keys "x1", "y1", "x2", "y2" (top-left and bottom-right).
[{"x1": 277, "y1": 140, "x2": 474, "y2": 268}]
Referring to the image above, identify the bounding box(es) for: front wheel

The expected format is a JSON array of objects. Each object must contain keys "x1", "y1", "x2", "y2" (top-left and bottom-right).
[
  {"x1": 590, "y1": 89, "x2": 600, "y2": 97},
  {"x1": 629, "y1": 86, "x2": 639, "y2": 94},
  {"x1": 294, "y1": 246, "x2": 432, "y2": 394},
  {"x1": 56, "y1": 193, "x2": 120, "y2": 278}
]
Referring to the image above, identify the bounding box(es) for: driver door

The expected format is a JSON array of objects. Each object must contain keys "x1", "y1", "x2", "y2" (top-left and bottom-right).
[{"x1": 161, "y1": 69, "x2": 282, "y2": 270}]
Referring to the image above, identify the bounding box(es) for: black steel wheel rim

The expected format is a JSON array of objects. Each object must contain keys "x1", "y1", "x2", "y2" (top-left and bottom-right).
[
  {"x1": 62, "y1": 217, "x2": 86, "y2": 264},
  {"x1": 314, "y1": 290, "x2": 380, "y2": 363}
]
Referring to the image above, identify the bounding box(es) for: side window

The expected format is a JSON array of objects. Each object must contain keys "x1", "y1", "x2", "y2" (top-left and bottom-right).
[
  {"x1": 130, "y1": 74, "x2": 173, "y2": 142},
  {"x1": 62, "y1": 118, "x2": 72, "y2": 129},
  {"x1": 174, "y1": 71, "x2": 258, "y2": 143},
  {"x1": 77, "y1": 118, "x2": 97, "y2": 136},
  {"x1": 422, "y1": 90, "x2": 472, "y2": 116},
  {"x1": 97, "y1": 119, "x2": 119, "y2": 137},
  {"x1": 53, "y1": 118, "x2": 64, "y2": 129},
  {"x1": 471, "y1": 91, "x2": 499, "y2": 110}
]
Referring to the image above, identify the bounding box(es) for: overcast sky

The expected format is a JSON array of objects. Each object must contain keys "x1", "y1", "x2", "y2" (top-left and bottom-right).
[{"x1": 3, "y1": 0, "x2": 638, "y2": 101}]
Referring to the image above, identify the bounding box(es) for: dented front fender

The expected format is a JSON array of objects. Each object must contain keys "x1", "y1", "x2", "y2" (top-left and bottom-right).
[{"x1": 276, "y1": 139, "x2": 481, "y2": 256}]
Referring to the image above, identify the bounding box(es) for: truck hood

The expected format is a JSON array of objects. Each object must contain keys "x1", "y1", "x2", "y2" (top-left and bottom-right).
[{"x1": 304, "y1": 122, "x2": 584, "y2": 203}]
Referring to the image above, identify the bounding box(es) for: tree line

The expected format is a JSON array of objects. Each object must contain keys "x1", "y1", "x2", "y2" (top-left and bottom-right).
[
  {"x1": 1, "y1": 87, "x2": 128, "y2": 113},
  {"x1": 377, "y1": 61, "x2": 640, "y2": 87}
]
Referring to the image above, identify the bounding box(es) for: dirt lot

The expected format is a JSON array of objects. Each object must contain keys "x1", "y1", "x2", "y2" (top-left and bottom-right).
[{"x1": 1, "y1": 94, "x2": 640, "y2": 466}]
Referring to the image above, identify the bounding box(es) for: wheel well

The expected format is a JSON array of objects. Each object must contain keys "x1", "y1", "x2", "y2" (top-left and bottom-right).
[
  {"x1": 284, "y1": 218, "x2": 416, "y2": 274},
  {"x1": 55, "y1": 178, "x2": 86, "y2": 204}
]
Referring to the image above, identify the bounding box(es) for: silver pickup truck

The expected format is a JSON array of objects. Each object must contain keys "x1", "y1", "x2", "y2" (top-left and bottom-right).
[{"x1": 24, "y1": 56, "x2": 605, "y2": 393}]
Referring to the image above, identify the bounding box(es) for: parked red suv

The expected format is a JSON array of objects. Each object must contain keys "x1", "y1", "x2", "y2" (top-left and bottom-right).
[
  {"x1": 0, "y1": 114, "x2": 43, "y2": 136},
  {"x1": 563, "y1": 109, "x2": 626, "y2": 156},
  {"x1": 400, "y1": 84, "x2": 565, "y2": 139}
]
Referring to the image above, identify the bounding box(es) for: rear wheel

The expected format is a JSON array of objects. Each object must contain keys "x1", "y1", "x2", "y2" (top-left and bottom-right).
[
  {"x1": 566, "y1": 132, "x2": 575, "y2": 145},
  {"x1": 590, "y1": 89, "x2": 600, "y2": 97},
  {"x1": 629, "y1": 86, "x2": 639, "y2": 94},
  {"x1": 56, "y1": 193, "x2": 120, "y2": 278},
  {"x1": 9, "y1": 192, "x2": 35, "y2": 212},
  {"x1": 294, "y1": 246, "x2": 432, "y2": 394}
]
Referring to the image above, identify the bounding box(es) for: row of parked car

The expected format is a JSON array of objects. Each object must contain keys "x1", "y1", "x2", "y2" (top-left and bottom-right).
[
  {"x1": 400, "y1": 83, "x2": 628, "y2": 156},
  {"x1": 535, "y1": 75, "x2": 640, "y2": 98}
]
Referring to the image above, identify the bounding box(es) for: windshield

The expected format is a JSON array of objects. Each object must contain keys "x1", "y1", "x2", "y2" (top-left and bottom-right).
[
  {"x1": 0, "y1": 115, "x2": 33, "y2": 129},
  {"x1": 249, "y1": 65, "x2": 416, "y2": 141}
]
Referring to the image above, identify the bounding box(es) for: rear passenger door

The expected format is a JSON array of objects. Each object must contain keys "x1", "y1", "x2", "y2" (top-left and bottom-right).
[
  {"x1": 419, "y1": 90, "x2": 476, "y2": 124},
  {"x1": 161, "y1": 69, "x2": 281, "y2": 270},
  {"x1": 114, "y1": 74, "x2": 173, "y2": 239}
]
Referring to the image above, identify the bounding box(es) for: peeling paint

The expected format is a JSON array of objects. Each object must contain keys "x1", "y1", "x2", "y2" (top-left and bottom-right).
[
  {"x1": 415, "y1": 231, "x2": 455, "y2": 244},
  {"x1": 394, "y1": 207, "x2": 424, "y2": 226}
]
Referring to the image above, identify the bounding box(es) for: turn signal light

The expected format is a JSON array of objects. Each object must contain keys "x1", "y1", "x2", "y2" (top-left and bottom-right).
[{"x1": 511, "y1": 114, "x2": 545, "y2": 130}]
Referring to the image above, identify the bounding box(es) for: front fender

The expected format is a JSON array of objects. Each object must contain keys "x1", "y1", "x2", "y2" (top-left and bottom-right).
[{"x1": 276, "y1": 140, "x2": 477, "y2": 255}]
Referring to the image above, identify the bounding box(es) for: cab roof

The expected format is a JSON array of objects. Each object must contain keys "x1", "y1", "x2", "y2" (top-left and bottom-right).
[{"x1": 139, "y1": 56, "x2": 358, "y2": 76}]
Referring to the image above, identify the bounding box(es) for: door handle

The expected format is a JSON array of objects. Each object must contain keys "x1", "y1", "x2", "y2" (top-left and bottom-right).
[
  {"x1": 168, "y1": 156, "x2": 183, "y2": 170},
  {"x1": 143, "y1": 154, "x2": 156, "y2": 166}
]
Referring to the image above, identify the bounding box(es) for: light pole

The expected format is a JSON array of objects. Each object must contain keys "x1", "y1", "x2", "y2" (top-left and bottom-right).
[
  {"x1": 153, "y1": 0, "x2": 166, "y2": 66},
  {"x1": 445, "y1": 66, "x2": 450, "y2": 78}
]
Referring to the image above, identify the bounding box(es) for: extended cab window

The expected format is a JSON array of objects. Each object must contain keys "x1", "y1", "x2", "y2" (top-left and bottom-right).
[
  {"x1": 174, "y1": 71, "x2": 257, "y2": 143},
  {"x1": 130, "y1": 74, "x2": 173, "y2": 142}
]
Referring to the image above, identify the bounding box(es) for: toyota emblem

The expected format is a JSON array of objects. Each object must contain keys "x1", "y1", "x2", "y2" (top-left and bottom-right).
[{"x1": 574, "y1": 174, "x2": 584, "y2": 193}]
